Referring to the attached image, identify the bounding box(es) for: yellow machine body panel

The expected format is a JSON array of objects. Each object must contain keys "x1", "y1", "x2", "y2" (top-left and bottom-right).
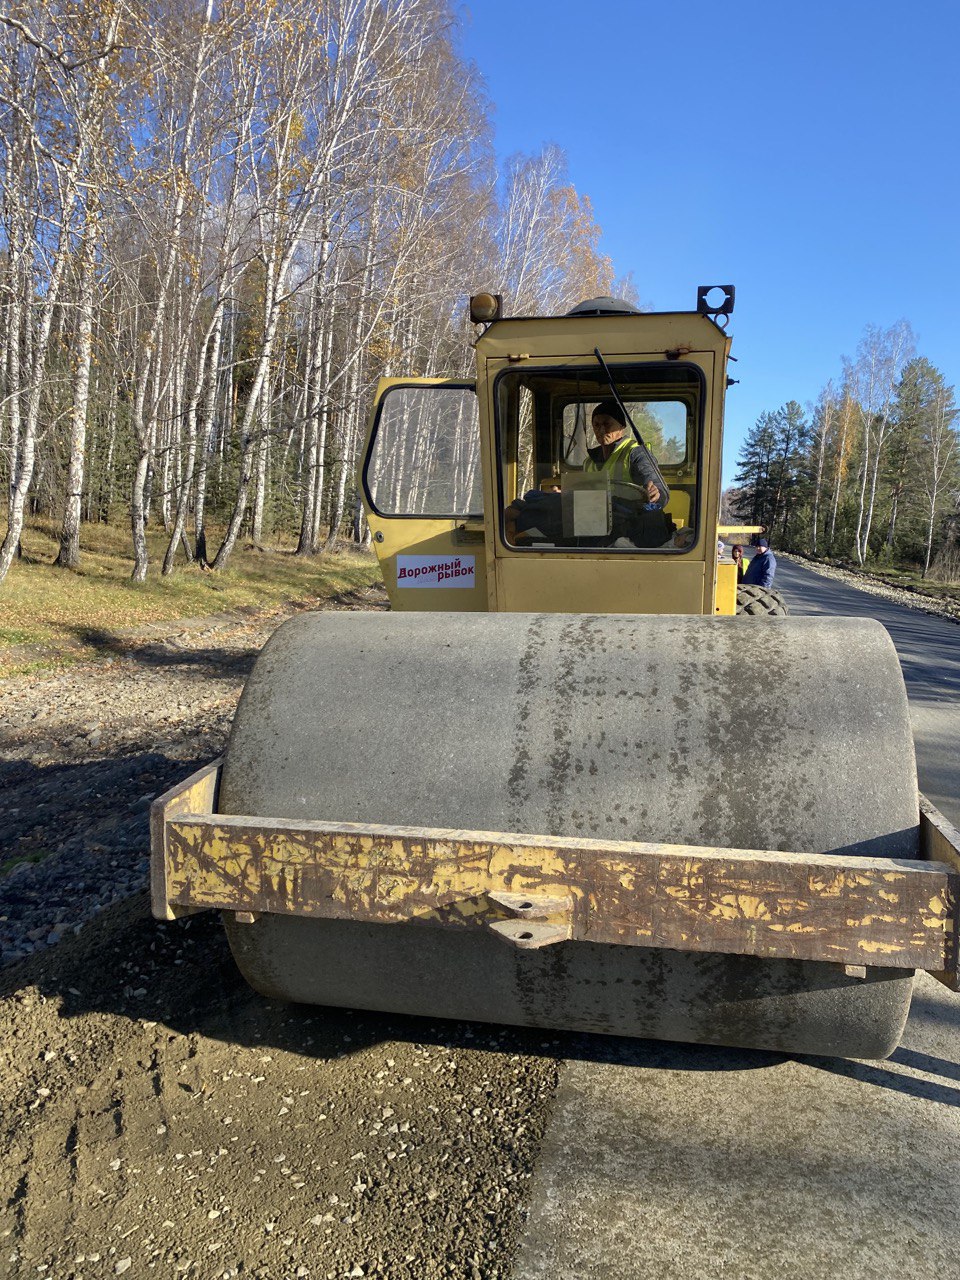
[
  {"x1": 714, "y1": 561, "x2": 739, "y2": 615},
  {"x1": 366, "y1": 511, "x2": 488, "y2": 613},
  {"x1": 360, "y1": 305, "x2": 735, "y2": 617},
  {"x1": 493, "y1": 556, "x2": 707, "y2": 614}
]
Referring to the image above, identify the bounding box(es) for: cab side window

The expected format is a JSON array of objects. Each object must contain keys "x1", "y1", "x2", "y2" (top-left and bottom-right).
[{"x1": 365, "y1": 385, "x2": 481, "y2": 517}]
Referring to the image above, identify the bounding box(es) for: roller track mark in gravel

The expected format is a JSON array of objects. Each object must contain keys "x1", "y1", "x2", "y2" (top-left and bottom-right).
[
  {"x1": 5, "y1": 1158, "x2": 28, "y2": 1258},
  {"x1": 1, "y1": 895, "x2": 561, "y2": 1279},
  {"x1": 9, "y1": 1094, "x2": 75, "y2": 1264}
]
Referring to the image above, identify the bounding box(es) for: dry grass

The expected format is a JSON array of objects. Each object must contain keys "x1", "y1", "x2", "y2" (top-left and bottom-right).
[
  {"x1": 928, "y1": 544, "x2": 960, "y2": 586},
  {"x1": 0, "y1": 519, "x2": 381, "y2": 674}
]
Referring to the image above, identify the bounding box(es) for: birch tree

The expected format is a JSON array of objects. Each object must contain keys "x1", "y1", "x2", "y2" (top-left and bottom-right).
[
  {"x1": 211, "y1": 0, "x2": 410, "y2": 569},
  {"x1": 808, "y1": 388, "x2": 835, "y2": 556},
  {"x1": 0, "y1": 0, "x2": 630, "y2": 581},
  {"x1": 0, "y1": 2, "x2": 122, "y2": 584},
  {"x1": 120, "y1": 0, "x2": 224, "y2": 581},
  {"x1": 845, "y1": 321, "x2": 914, "y2": 564},
  {"x1": 499, "y1": 146, "x2": 612, "y2": 316}
]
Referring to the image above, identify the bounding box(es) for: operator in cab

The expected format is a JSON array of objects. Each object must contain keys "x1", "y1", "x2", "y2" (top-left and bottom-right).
[{"x1": 584, "y1": 400, "x2": 671, "y2": 547}]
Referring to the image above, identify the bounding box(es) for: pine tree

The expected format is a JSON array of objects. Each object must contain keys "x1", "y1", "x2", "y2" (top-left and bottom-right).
[{"x1": 733, "y1": 412, "x2": 778, "y2": 525}]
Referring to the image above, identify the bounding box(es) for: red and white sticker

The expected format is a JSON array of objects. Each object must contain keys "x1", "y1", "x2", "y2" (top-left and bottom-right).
[{"x1": 397, "y1": 555, "x2": 476, "y2": 588}]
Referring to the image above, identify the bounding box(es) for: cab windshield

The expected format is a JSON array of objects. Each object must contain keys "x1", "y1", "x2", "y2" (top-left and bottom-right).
[{"x1": 495, "y1": 363, "x2": 702, "y2": 551}]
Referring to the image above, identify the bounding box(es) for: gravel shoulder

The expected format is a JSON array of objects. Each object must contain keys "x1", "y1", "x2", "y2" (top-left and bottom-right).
[
  {"x1": 0, "y1": 587, "x2": 561, "y2": 1279},
  {"x1": 0, "y1": 589, "x2": 383, "y2": 965}
]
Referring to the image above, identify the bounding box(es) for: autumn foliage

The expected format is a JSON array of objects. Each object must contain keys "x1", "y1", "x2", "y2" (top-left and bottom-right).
[{"x1": 0, "y1": 1, "x2": 619, "y2": 584}]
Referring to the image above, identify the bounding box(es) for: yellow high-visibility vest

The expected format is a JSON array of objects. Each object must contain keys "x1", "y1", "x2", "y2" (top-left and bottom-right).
[{"x1": 583, "y1": 436, "x2": 641, "y2": 488}]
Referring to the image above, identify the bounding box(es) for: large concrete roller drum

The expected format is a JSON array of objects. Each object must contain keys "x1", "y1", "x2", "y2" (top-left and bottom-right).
[{"x1": 220, "y1": 611, "x2": 919, "y2": 1058}]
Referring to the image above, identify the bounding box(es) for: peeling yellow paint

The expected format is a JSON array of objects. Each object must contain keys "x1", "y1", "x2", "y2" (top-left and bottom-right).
[
  {"x1": 708, "y1": 894, "x2": 772, "y2": 921},
  {"x1": 663, "y1": 885, "x2": 690, "y2": 900},
  {"x1": 856, "y1": 939, "x2": 902, "y2": 955}
]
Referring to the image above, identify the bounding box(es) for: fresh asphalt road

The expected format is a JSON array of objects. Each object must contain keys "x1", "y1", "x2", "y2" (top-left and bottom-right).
[
  {"x1": 511, "y1": 560, "x2": 960, "y2": 1280},
  {"x1": 773, "y1": 556, "x2": 960, "y2": 827}
]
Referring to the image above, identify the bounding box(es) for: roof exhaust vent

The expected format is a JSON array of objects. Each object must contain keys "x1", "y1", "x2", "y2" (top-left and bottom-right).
[{"x1": 565, "y1": 296, "x2": 642, "y2": 317}]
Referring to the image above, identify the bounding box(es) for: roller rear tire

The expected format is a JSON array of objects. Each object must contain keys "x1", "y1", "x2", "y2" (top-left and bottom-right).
[{"x1": 737, "y1": 583, "x2": 788, "y2": 615}]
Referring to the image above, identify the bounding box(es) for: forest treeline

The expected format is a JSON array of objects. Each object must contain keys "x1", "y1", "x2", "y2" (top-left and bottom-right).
[
  {"x1": 730, "y1": 322, "x2": 960, "y2": 580},
  {"x1": 0, "y1": 0, "x2": 621, "y2": 585}
]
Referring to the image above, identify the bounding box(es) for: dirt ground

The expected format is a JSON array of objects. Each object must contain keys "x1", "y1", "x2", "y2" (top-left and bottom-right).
[
  {"x1": 0, "y1": 591, "x2": 561, "y2": 1279},
  {"x1": 0, "y1": 896, "x2": 560, "y2": 1280}
]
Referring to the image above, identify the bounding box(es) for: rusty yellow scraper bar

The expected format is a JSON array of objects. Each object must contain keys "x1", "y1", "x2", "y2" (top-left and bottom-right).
[
  {"x1": 920, "y1": 797, "x2": 960, "y2": 989},
  {"x1": 150, "y1": 759, "x2": 220, "y2": 922},
  {"x1": 151, "y1": 761, "x2": 960, "y2": 978}
]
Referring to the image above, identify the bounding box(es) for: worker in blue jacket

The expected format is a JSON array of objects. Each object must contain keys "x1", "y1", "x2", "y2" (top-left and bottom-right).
[{"x1": 743, "y1": 535, "x2": 777, "y2": 587}]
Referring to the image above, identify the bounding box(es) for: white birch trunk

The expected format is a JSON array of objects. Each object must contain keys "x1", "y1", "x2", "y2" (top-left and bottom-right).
[{"x1": 55, "y1": 220, "x2": 98, "y2": 568}]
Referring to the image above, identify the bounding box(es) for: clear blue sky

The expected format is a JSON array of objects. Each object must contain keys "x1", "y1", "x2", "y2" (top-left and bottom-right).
[{"x1": 458, "y1": 0, "x2": 960, "y2": 484}]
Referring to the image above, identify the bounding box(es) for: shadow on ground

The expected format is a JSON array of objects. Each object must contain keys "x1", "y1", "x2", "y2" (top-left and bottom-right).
[
  {"x1": 62, "y1": 625, "x2": 262, "y2": 676},
  {"x1": 0, "y1": 753, "x2": 207, "y2": 871},
  {"x1": 2, "y1": 891, "x2": 792, "y2": 1079},
  {"x1": 800, "y1": 1047, "x2": 960, "y2": 1107}
]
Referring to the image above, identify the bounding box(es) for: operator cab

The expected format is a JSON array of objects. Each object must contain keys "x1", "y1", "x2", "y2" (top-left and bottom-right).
[
  {"x1": 495, "y1": 348, "x2": 700, "y2": 553},
  {"x1": 360, "y1": 288, "x2": 732, "y2": 615}
]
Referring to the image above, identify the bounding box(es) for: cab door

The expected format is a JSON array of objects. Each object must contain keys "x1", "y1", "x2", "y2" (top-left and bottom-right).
[{"x1": 360, "y1": 378, "x2": 488, "y2": 612}]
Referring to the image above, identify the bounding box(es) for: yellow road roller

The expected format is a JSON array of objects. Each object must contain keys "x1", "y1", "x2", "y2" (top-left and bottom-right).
[{"x1": 152, "y1": 288, "x2": 960, "y2": 1058}]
